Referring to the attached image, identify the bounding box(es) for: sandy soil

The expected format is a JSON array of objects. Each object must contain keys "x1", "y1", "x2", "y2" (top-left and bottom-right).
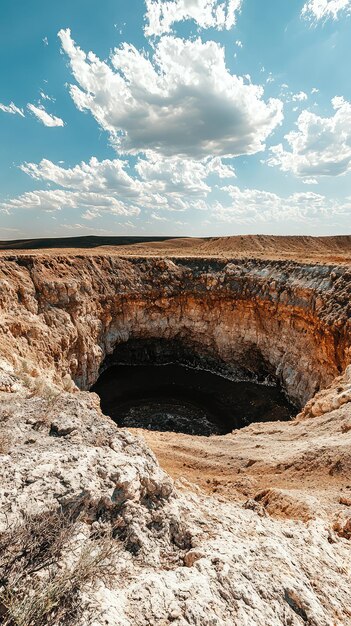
[
  {"x1": 129, "y1": 399, "x2": 351, "y2": 522},
  {"x1": 1, "y1": 234, "x2": 350, "y2": 264}
]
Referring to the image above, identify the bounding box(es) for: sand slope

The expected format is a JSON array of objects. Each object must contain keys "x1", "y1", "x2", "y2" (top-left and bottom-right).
[{"x1": 1, "y1": 234, "x2": 350, "y2": 263}]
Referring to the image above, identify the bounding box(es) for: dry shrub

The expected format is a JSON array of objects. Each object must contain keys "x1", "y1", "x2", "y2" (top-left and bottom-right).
[
  {"x1": 28, "y1": 378, "x2": 62, "y2": 402},
  {"x1": 0, "y1": 433, "x2": 10, "y2": 455},
  {"x1": 0, "y1": 508, "x2": 115, "y2": 626},
  {"x1": 341, "y1": 422, "x2": 351, "y2": 434},
  {"x1": 16, "y1": 357, "x2": 62, "y2": 400}
]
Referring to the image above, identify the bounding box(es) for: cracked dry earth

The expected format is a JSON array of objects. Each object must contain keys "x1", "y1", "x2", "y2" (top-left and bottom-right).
[{"x1": 0, "y1": 237, "x2": 351, "y2": 626}]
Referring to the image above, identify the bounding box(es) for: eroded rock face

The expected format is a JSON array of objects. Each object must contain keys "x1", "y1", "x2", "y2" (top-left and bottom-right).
[{"x1": 0, "y1": 256, "x2": 350, "y2": 406}]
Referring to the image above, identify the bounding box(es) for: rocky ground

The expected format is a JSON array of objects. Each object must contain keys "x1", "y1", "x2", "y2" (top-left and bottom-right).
[
  {"x1": 0, "y1": 236, "x2": 350, "y2": 625},
  {"x1": 0, "y1": 364, "x2": 351, "y2": 625},
  {"x1": 132, "y1": 366, "x2": 351, "y2": 522}
]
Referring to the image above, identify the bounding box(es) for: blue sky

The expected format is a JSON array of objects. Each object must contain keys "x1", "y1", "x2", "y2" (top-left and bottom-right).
[{"x1": 1, "y1": 0, "x2": 351, "y2": 239}]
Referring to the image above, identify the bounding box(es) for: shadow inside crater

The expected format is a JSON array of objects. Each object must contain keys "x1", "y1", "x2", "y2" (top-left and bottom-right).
[{"x1": 91, "y1": 338, "x2": 296, "y2": 436}]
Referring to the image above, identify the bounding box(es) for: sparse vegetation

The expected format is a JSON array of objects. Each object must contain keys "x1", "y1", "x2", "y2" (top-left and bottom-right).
[
  {"x1": 16, "y1": 356, "x2": 66, "y2": 400},
  {"x1": 0, "y1": 432, "x2": 10, "y2": 454},
  {"x1": 0, "y1": 508, "x2": 116, "y2": 626}
]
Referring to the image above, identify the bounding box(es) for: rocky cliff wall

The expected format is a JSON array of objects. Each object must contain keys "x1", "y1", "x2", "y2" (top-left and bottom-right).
[{"x1": 0, "y1": 255, "x2": 349, "y2": 406}]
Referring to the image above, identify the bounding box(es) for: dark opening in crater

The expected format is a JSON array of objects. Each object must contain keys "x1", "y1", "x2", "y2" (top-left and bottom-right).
[{"x1": 91, "y1": 338, "x2": 296, "y2": 436}]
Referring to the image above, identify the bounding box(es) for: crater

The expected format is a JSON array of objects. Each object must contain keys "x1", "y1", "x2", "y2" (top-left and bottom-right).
[
  {"x1": 0, "y1": 254, "x2": 349, "y2": 426},
  {"x1": 0, "y1": 244, "x2": 350, "y2": 624},
  {"x1": 91, "y1": 338, "x2": 296, "y2": 435}
]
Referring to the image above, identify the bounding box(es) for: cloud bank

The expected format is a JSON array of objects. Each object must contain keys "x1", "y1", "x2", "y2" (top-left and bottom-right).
[
  {"x1": 215, "y1": 186, "x2": 351, "y2": 224},
  {"x1": 1, "y1": 154, "x2": 235, "y2": 217},
  {"x1": 302, "y1": 0, "x2": 351, "y2": 21}
]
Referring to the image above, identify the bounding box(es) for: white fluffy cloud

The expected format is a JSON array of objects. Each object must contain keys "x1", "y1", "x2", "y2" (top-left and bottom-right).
[
  {"x1": 302, "y1": 0, "x2": 351, "y2": 21},
  {"x1": 267, "y1": 97, "x2": 351, "y2": 178},
  {"x1": 144, "y1": 0, "x2": 242, "y2": 36},
  {"x1": 302, "y1": 178, "x2": 318, "y2": 184},
  {"x1": 136, "y1": 153, "x2": 235, "y2": 210},
  {"x1": 1, "y1": 189, "x2": 141, "y2": 220},
  {"x1": 215, "y1": 185, "x2": 351, "y2": 224},
  {"x1": 27, "y1": 104, "x2": 65, "y2": 127},
  {"x1": 58, "y1": 29, "x2": 283, "y2": 159},
  {"x1": 2, "y1": 153, "x2": 235, "y2": 217},
  {"x1": 21, "y1": 157, "x2": 142, "y2": 196},
  {"x1": 40, "y1": 91, "x2": 55, "y2": 103},
  {"x1": 0, "y1": 101, "x2": 24, "y2": 117},
  {"x1": 136, "y1": 153, "x2": 235, "y2": 192},
  {"x1": 292, "y1": 91, "x2": 308, "y2": 102}
]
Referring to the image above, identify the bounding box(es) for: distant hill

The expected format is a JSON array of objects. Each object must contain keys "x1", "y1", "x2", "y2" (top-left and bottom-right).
[
  {"x1": 0, "y1": 235, "x2": 177, "y2": 250},
  {"x1": 196, "y1": 234, "x2": 351, "y2": 256},
  {"x1": 0, "y1": 234, "x2": 350, "y2": 263},
  {"x1": 112, "y1": 234, "x2": 351, "y2": 262}
]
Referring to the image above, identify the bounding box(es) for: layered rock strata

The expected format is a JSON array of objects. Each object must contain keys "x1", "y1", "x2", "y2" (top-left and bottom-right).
[{"x1": 0, "y1": 256, "x2": 349, "y2": 406}]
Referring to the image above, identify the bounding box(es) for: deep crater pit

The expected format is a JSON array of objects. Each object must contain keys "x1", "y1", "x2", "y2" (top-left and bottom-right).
[{"x1": 91, "y1": 338, "x2": 296, "y2": 436}]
